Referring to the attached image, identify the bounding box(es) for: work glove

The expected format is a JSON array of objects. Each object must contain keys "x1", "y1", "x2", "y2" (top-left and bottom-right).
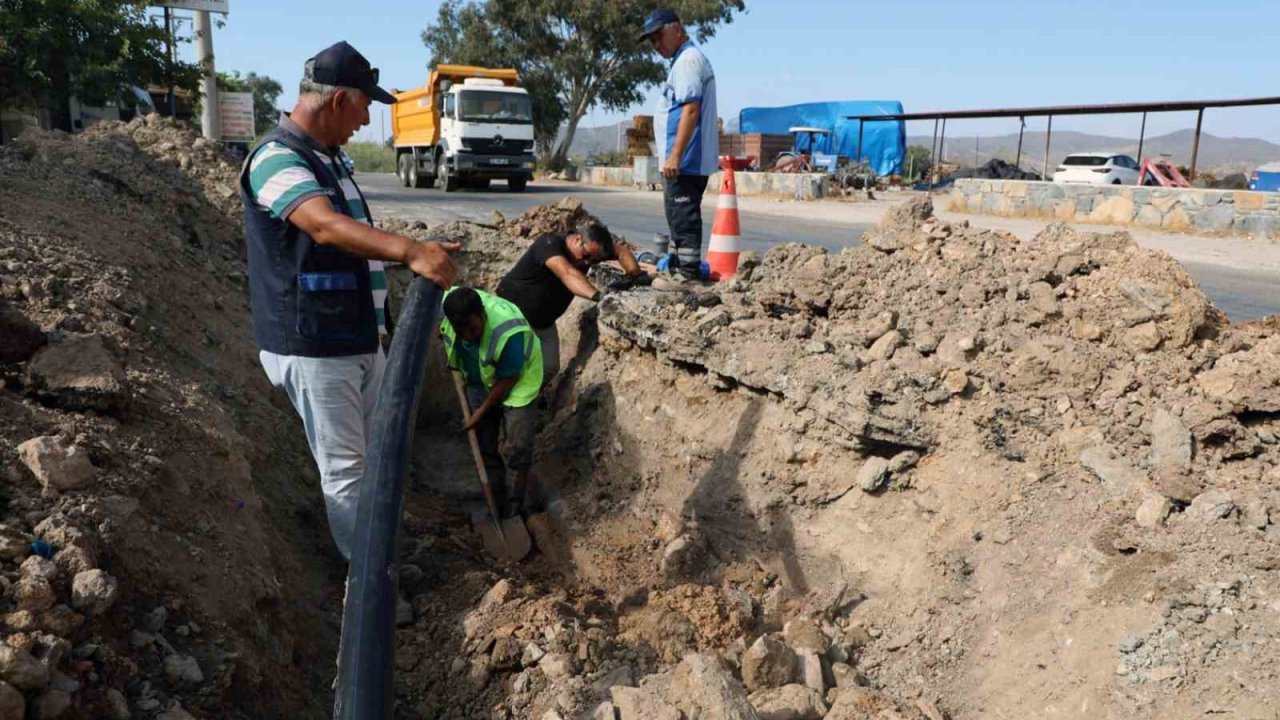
[{"x1": 605, "y1": 274, "x2": 652, "y2": 293}]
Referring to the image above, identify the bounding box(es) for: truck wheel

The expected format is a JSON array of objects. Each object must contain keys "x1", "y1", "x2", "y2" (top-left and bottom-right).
[
  {"x1": 439, "y1": 161, "x2": 460, "y2": 192},
  {"x1": 408, "y1": 157, "x2": 429, "y2": 189},
  {"x1": 508, "y1": 177, "x2": 528, "y2": 193},
  {"x1": 398, "y1": 154, "x2": 411, "y2": 187}
]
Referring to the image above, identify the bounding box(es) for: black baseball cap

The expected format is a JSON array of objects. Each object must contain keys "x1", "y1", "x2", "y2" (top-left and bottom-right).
[
  {"x1": 305, "y1": 41, "x2": 396, "y2": 104},
  {"x1": 639, "y1": 8, "x2": 680, "y2": 40}
]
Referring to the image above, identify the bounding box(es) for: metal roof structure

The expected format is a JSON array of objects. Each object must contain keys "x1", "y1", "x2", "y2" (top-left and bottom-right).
[{"x1": 845, "y1": 95, "x2": 1280, "y2": 183}]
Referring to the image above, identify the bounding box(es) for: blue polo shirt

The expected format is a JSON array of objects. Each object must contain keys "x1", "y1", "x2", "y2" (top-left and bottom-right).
[{"x1": 655, "y1": 41, "x2": 719, "y2": 177}]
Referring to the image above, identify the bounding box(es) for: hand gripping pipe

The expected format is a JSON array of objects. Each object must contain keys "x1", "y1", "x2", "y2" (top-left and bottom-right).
[{"x1": 334, "y1": 278, "x2": 442, "y2": 719}]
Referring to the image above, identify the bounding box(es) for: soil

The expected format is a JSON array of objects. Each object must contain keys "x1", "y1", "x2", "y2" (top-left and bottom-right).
[{"x1": 4, "y1": 117, "x2": 1280, "y2": 720}]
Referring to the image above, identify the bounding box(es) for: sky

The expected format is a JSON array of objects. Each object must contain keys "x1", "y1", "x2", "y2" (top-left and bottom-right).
[{"x1": 190, "y1": 0, "x2": 1280, "y2": 145}]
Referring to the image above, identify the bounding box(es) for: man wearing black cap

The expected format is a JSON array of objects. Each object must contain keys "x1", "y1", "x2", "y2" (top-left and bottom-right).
[
  {"x1": 640, "y1": 8, "x2": 719, "y2": 288},
  {"x1": 240, "y1": 41, "x2": 458, "y2": 561}
]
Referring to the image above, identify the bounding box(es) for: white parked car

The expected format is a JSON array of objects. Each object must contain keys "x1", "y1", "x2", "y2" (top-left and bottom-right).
[{"x1": 1052, "y1": 153, "x2": 1140, "y2": 185}]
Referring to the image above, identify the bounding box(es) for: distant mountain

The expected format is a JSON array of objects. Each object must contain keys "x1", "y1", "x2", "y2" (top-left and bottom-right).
[
  {"x1": 909, "y1": 130, "x2": 1280, "y2": 177},
  {"x1": 565, "y1": 123, "x2": 1280, "y2": 177},
  {"x1": 561, "y1": 122, "x2": 631, "y2": 161}
]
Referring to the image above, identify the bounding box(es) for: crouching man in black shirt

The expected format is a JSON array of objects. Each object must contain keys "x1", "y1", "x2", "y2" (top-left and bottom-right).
[{"x1": 496, "y1": 219, "x2": 644, "y2": 387}]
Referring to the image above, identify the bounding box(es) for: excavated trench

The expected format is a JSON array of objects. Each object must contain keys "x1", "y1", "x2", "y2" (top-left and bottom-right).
[
  {"x1": 383, "y1": 200, "x2": 1280, "y2": 720},
  {"x1": 5, "y1": 119, "x2": 1280, "y2": 720}
]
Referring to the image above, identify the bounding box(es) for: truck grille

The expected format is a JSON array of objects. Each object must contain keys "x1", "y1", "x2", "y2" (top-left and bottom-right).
[{"x1": 464, "y1": 136, "x2": 534, "y2": 155}]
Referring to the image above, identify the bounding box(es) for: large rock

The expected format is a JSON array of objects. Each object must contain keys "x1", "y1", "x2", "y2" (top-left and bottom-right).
[
  {"x1": 0, "y1": 646, "x2": 49, "y2": 691},
  {"x1": 750, "y1": 684, "x2": 828, "y2": 720},
  {"x1": 1079, "y1": 444, "x2": 1147, "y2": 497},
  {"x1": 71, "y1": 570, "x2": 119, "y2": 615},
  {"x1": 1135, "y1": 495, "x2": 1172, "y2": 528},
  {"x1": 1188, "y1": 489, "x2": 1234, "y2": 522},
  {"x1": 857, "y1": 457, "x2": 891, "y2": 493},
  {"x1": 33, "y1": 688, "x2": 69, "y2": 719},
  {"x1": 611, "y1": 687, "x2": 681, "y2": 720},
  {"x1": 100, "y1": 688, "x2": 130, "y2": 720},
  {"x1": 668, "y1": 653, "x2": 760, "y2": 720},
  {"x1": 741, "y1": 635, "x2": 798, "y2": 691},
  {"x1": 10, "y1": 577, "x2": 55, "y2": 613},
  {"x1": 1150, "y1": 408, "x2": 1192, "y2": 470},
  {"x1": 26, "y1": 334, "x2": 128, "y2": 414},
  {"x1": 0, "y1": 526, "x2": 31, "y2": 562},
  {"x1": 825, "y1": 687, "x2": 911, "y2": 720},
  {"x1": 51, "y1": 546, "x2": 95, "y2": 577},
  {"x1": 0, "y1": 304, "x2": 44, "y2": 363},
  {"x1": 17, "y1": 436, "x2": 95, "y2": 492},
  {"x1": 19, "y1": 557, "x2": 58, "y2": 582},
  {"x1": 162, "y1": 654, "x2": 203, "y2": 687},
  {"x1": 0, "y1": 681, "x2": 24, "y2": 720},
  {"x1": 539, "y1": 653, "x2": 580, "y2": 681}
]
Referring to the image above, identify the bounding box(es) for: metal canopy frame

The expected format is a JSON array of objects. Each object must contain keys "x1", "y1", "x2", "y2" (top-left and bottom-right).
[{"x1": 847, "y1": 95, "x2": 1280, "y2": 186}]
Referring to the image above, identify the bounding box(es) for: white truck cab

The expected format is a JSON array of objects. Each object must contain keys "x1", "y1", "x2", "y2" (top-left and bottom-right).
[{"x1": 392, "y1": 67, "x2": 537, "y2": 192}]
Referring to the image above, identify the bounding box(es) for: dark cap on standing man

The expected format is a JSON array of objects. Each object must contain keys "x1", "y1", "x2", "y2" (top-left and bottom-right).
[
  {"x1": 639, "y1": 8, "x2": 681, "y2": 39},
  {"x1": 305, "y1": 41, "x2": 397, "y2": 104}
]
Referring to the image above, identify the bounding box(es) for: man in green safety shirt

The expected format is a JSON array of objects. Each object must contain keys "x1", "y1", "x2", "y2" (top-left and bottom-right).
[{"x1": 440, "y1": 286, "x2": 543, "y2": 517}]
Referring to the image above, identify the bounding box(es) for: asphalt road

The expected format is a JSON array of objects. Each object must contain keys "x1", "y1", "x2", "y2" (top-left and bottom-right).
[{"x1": 359, "y1": 173, "x2": 1280, "y2": 321}]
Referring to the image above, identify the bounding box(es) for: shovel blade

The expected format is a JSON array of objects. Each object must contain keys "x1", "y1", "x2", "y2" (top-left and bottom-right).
[{"x1": 499, "y1": 516, "x2": 533, "y2": 562}]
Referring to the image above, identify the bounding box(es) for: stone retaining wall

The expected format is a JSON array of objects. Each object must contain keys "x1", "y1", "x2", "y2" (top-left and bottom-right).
[
  {"x1": 583, "y1": 167, "x2": 829, "y2": 200},
  {"x1": 949, "y1": 179, "x2": 1280, "y2": 238}
]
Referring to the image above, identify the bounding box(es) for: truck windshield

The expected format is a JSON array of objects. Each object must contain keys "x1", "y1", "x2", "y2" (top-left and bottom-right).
[{"x1": 458, "y1": 91, "x2": 532, "y2": 124}]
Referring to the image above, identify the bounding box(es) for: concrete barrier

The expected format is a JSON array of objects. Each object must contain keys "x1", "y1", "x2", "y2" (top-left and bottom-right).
[
  {"x1": 582, "y1": 166, "x2": 830, "y2": 200},
  {"x1": 950, "y1": 179, "x2": 1280, "y2": 238},
  {"x1": 583, "y1": 166, "x2": 634, "y2": 187}
]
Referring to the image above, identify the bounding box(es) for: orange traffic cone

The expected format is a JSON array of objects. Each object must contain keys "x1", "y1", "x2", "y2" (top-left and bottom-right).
[{"x1": 707, "y1": 163, "x2": 741, "y2": 281}]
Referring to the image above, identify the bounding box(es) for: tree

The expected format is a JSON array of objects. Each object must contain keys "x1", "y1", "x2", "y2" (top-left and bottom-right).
[
  {"x1": 904, "y1": 145, "x2": 932, "y2": 183},
  {"x1": 423, "y1": 0, "x2": 745, "y2": 167},
  {"x1": 218, "y1": 71, "x2": 284, "y2": 135},
  {"x1": 0, "y1": 0, "x2": 199, "y2": 133}
]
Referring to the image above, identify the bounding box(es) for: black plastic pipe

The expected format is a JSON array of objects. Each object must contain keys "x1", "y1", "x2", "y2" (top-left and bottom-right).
[{"x1": 334, "y1": 278, "x2": 442, "y2": 719}]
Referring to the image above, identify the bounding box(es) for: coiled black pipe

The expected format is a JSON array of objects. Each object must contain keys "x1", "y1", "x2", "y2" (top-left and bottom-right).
[{"x1": 334, "y1": 278, "x2": 442, "y2": 719}]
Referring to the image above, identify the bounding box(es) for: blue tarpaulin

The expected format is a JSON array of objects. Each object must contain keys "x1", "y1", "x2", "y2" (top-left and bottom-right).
[
  {"x1": 1250, "y1": 162, "x2": 1280, "y2": 192},
  {"x1": 739, "y1": 101, "x2": 906, "y2": 176}
]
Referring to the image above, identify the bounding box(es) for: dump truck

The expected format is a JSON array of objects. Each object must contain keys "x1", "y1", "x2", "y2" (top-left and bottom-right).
[{"x1": 391, "y1": 65, "x2": 536, "y2": 193}]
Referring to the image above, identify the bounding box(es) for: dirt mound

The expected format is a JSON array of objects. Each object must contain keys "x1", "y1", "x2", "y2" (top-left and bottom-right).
[
  {"x1": 502, "y1": 197, "x2": 597, "y2": 240},
  {"x1": 0, "y1": 120, "x2": 337, "y2": 718},
  {"x1": 386, "y1": 195, "x2": 1280, "y2": 719}
]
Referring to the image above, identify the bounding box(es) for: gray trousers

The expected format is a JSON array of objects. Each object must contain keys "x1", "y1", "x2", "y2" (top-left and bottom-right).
[
  {"x1": 260, "y1": 348, "x2": 386, "y2": 561},
  {"x1": 535, "y1": 324, "x2": 560, "y2": 388}
]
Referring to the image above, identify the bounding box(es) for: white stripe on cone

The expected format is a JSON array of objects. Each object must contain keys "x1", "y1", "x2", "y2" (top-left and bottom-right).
[
  {"x1": 716, "y1": 194, "x2": 739, "y2": 210},
  {"x1": 708, "y1": 233, "x2": 739, "y2": 252}
]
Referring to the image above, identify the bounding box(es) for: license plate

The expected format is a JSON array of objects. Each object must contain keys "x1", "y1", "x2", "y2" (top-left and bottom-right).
[{"x1": 489, "y1": 157, "x2": 509, "y2": 165}]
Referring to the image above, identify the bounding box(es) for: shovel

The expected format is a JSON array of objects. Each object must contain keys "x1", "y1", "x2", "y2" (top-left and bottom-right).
[{"x1": 451, "y1": 371, "x2": 533, "y2": 563}]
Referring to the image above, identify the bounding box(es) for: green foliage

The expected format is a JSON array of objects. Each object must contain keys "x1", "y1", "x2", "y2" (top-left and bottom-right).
[
  {"x1": 904, "y1": 145, "x2": 932, "y2": 182},
  {"x1": 343, "y1": 141, "x2": 397, "y2": 173},
  {"x1": 217, "y1": 71, "x2": 283, "y2": 135},
  {"x1": 423, "y1": 0, "x2": 744, "y2": 164},
  {"x1": 586, "y1": 149, "x2": 629, "y2": 168},
  {"x1": 0, "y1": 0, "x2": 199, "y2": 131}
]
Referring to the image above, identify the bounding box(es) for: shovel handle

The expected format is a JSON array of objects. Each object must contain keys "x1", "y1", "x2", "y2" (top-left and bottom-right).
[{"x1": 451, "y1": 370, "x2": 505, "y2": 522}]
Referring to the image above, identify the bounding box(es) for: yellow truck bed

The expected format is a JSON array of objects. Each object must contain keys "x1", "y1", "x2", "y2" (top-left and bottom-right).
[{"x1": 392, "y1": 64, "x2": 520, "y2": 149}]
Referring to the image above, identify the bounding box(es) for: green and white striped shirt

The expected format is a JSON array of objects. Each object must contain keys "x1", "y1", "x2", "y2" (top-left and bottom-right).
[{"x1": 246, "y1": 141, "x2": 388, "y2": 334}]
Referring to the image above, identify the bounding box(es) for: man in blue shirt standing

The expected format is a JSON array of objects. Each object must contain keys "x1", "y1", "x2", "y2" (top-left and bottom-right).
[{"x1": 642, "y1": 8, "x2": 719, "y2": 287}]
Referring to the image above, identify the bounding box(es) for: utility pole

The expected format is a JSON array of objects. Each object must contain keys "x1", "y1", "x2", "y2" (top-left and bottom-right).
[
  {"x1": 164, "y1": 7, "x2": 176, "y2": 117},
  {"x1": 195, "y1": 10, "x2": 219, "y2": 140}
]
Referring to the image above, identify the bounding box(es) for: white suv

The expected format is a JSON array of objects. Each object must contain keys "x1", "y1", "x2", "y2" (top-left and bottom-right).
[{"x1": 1052, "y1": 153, "x2": 1140, "y2": 185}]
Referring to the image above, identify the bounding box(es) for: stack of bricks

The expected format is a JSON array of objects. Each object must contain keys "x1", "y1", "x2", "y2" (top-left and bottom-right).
[
  {"x1": 718, "y1": 133, "x2": 794, "y2": 168},
  {"x1": 626, "y1": 115, "x2": 655, "y2": 160}
]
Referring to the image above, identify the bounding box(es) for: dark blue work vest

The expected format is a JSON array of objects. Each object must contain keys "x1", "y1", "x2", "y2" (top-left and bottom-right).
[{"x1": 239, "y1": 126, "x2": 378, "y2": 357}]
